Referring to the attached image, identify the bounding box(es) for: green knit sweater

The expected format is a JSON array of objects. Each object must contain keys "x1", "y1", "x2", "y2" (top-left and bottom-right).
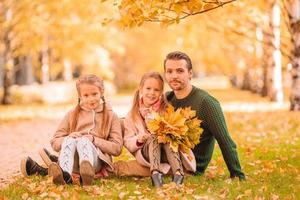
[{"x1": 166, "y1": 86, "x2": 245, "y2": 179}]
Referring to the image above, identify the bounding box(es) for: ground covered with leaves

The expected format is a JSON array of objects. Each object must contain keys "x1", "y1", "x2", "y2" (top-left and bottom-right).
[{"x1": 0, "y1": 89, "x2": 299, "y2": 199}]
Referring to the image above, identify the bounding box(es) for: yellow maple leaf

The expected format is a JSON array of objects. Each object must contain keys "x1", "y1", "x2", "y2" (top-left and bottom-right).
[
  {"x1": 147, "y1": 119, "x2": 160, "y2": 132},
  {"x1": 170, "y1": 142, "x2": 179, "y2": 152},
  {"x1": 180, "y1": 106, "x2": 196, "y2": 119}
]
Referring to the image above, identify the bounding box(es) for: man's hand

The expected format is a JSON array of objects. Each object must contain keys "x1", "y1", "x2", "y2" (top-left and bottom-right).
[
  {"x1": 69, "y1": 132, "x2": 82, "y2": 138},
  {"x1": 137, "y1": 133, "x2": 150, "y2": 143}
]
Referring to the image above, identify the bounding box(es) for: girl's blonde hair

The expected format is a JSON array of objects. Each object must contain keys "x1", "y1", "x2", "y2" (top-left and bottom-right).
[
  {"x1": 129, "y1": 71, "x2": 167, "y2": 122},
  {"x1": 69, "y1": 74, "x2": 109, "y2": 137}
]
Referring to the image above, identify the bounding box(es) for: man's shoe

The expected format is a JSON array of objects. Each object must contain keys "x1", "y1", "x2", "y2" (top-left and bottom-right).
[
  {"x1": 172, "y1": 174, "x2": 184, "y2": 185},
  {"x1": 231, "y1": 174, "x2": 246, "y2": 181},
  {"x1": 151, "y1": 172, "x2": 163, "y2": 188},
  {"x1": 48, "y1": 162, "x2": 72, "y2": 185},
  {"x1": 39, "y1": 148, "x2": 58, "y2": 167},
  {"x1": 80, "y1": 160, "x2": 94, "y2": 186},
  {"x1": 20, "y1": 157, "x2": 48, "y2": 177}
]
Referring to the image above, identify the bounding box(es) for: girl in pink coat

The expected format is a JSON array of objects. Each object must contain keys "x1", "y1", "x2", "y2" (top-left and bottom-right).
[{"x1": 124, "y1": 72, "x2": 196, "y2": 187}]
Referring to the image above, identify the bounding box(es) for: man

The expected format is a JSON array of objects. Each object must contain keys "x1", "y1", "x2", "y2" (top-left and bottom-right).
[{"x1": 164, "y1": 51, "x2": 245, "y2": 180}]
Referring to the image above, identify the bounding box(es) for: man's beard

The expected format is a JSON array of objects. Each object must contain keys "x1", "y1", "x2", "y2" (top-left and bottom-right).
[{"x1": 169, "y1": 80, "x2": 184, "y2": 90}]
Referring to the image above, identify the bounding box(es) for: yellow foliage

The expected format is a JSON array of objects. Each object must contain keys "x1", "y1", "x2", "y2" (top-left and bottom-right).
[
  {"x1": 118, "y1": 0, "x2": 234, "y2": 27},
  {"x1": 147, "y1": 104, "x2": 203, "y2": 153}
]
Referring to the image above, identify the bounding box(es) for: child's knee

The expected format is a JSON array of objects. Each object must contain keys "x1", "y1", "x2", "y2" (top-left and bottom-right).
[
  {"x1": 76, "y1": 137, "x2": 94, "y2": 152},
  {"x1": 77, "y1": 136, "x2": 91, "y2": 146},
  {"x1": 62, "y1": 137, "x2": 77, "y2": 146}
]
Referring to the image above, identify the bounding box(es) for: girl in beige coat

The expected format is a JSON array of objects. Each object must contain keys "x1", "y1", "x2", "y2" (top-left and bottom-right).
[
  {"x1": 124, "y1": 72, "x2": 196, "y2": 187},
  {"x1": 49, "y1": 74, "x2": 122, "y2": 186}
]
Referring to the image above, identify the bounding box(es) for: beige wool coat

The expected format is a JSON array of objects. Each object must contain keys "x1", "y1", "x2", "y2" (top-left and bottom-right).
[
  {"x1": 51, "y1": 104, "x2": 123, "y2": 171},
  {"x1": 123, "y1": 112, "x2": 196, "y2": 174}
]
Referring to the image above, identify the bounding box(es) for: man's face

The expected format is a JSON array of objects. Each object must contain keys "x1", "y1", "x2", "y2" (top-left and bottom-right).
[{"x1": 164, "y1": 59, "x2": 192, "y2": 91}]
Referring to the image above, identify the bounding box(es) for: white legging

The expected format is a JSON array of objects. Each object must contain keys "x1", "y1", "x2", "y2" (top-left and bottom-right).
[{"x1": 59, "y1": 137, "x2": 102, "y2": 174}]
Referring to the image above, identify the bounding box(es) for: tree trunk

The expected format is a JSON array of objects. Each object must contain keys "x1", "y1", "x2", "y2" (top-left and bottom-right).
[
  {"x1": 41, "y1": 38, "x2": 49, "y2": 84},
  {"x1": 1, "y1": 31, "x2": 14, "y2": 104},
  {"x1": 269, "y1": 2, "x2": 284, "y2": 103},
  {"x1": 63, "y1": 58, "x2": 72, "y2": 81},
  {"x1": 261, "y1": 63, "x2": 269, "y2": 97},
  {"x1": 288, "y1": 0, "x2": 300, "y2": 111},
  {"x1": 1, "y1": 6, "x2": 14, "y2": 104},
  {"x1": 0, "y1": 54, "x2": 4, "y2": 87},
  {"x1": 261, "y1": 15, "x2": 273, "y2": 97},
  {"x1": 255, "y1": 26, "x2": 264, "y2": 95},
  {"x1": 2, "y1": 69, "x2": 13, "y2": 104},
  {"x1": 15, "y1": 56, "x2": 34, "y2": 85},
  {"x1": 241, "y1": 69, "x2": 251, "y2": 90}
]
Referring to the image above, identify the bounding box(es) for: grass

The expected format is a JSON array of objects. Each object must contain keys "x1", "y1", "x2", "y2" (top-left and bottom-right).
[{"x1": 0, "y1": 89, "x2": 299, "y2": 199}]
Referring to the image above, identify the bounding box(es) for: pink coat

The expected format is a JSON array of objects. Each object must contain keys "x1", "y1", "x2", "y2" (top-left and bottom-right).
[
  {"x1": 51, "y1": 104, "x2": 123, "y2": 171},
  {"x1": 123, "y1": 112, "x2": 196, "y2": 174}
]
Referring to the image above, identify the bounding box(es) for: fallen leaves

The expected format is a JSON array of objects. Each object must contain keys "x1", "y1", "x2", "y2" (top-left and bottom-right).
[
  {"x1": 235, "y1": 189, "x2": 252, "y2": 200},
  {"x1": 118, "y1": 191, "x2": 129, "y2": 199},
  {"x1": 218, "y1": 188, "x2": 229, "y2": 199},
  {"x1": 1, "y1": 108, "x2": 300, "y2": 199},
  {"x1": 156, "y1": 182, "x2": 210, "y2": 200},
  {"x1": 16, "y1": 176, "x2": 73, "y2": 200}
]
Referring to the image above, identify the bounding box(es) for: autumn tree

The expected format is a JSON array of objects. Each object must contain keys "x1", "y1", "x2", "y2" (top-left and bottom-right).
[
  {"x1": 0, "y1": 0, "x2": 118, "y2": 104},
  {"x1": 117, "y1": 0, "x2": 299, "y2": 110},
  {"x1": 283, "y1": 0, "x2": 300, "y2": 110}
]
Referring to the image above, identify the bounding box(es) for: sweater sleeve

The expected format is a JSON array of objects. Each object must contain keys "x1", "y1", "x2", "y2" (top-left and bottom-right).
[
  {"x1": 123, "y1": 115, "x2": 143, "y2": 153},
  {"x1": 50, "y1": 111, "x2": 71, "y2": 152},
  {"x1": 200, "y1": 95, "x2": 234, "y2": 145},
  {"x1": 93, "y1": 113, "x2": 123, "y2": 156}
]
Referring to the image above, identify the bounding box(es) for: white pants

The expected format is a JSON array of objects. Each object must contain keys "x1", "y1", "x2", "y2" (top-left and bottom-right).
[{"x1": 59, "y1": 137, "x2": 102, "y2": 174}]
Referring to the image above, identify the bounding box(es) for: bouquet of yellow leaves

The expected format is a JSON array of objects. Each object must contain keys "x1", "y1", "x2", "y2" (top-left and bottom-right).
[{"x1": 147, "y1": 104, "x2": 203, "y2": 153}]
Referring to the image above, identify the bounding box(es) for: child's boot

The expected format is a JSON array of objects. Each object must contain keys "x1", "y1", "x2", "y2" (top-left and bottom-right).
[
  {"x1": 172, "y1": 174, "x2": 184, "y2": 185},
  {"x1": 80, "y1": 160, "x2": 95, "y2": 186},
  {"x1": 20, "y1": 156, "x2": 48, "y2": 177},
  {"x1": 39, "y1": 148, "x2": 58, "y2": 166},
  {"x1": 48, "y1": 162, "x2": 72, "y2": 185}
]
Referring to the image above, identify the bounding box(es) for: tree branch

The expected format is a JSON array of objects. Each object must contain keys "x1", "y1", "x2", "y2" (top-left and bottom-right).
[{"x1": 179, "y1": 0, "x2": 238, "y2": 20}]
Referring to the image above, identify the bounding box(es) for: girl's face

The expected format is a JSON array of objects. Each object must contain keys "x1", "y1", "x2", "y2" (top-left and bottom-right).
[
  {"x1": 140, "y1": 77, "x2": 163, "y2": 107},
  {"x1": 79, "y1": 83, "x2": 102, "y2": 110}
]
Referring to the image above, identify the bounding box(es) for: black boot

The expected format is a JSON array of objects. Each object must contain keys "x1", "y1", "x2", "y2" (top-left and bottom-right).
[
  {"x1": 230, "y1": 173, "x2": 246, "y2": 181},
  {"x1": 48, "y1": 162, "x2": 72, "y2": 185},
  {"x1": 151, "y1": 172, "x2": 163, "y2": 188},
  {"x1": 20, "y1": 157, "x2": 48, "y2": 177},
  {"x1": 39, "y1": 148, "x2": 58, "y2": 166},
  {"x1": 172, "y1": 174, "x2": 184, "y2": 185}
]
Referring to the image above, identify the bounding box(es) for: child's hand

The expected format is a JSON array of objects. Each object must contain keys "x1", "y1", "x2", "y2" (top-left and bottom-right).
[
  {"x1": 137, "y1": 134, "x2": 150, "y2": 143},
  {"x1": 69, "y1": 132, "x2": 82, "y2": 138},
  {"x1": 83, "y1": 134, "x2": 94, "y2": 143}
]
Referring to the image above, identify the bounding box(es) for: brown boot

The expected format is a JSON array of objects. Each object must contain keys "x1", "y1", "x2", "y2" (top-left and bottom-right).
[
  {"x1": 48, "y1": 162, "x2": 72, "y2": 185},
  {"x1": 80, "y1": 160, "x2": 94, "y2": 186},
  {"x1": 39, "y1": 148, "x2": 58, "y2": 167}
]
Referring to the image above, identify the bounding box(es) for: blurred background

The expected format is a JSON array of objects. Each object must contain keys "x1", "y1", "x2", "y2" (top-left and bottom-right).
[{"x1": 0, "y1": 0, "x2": 299, "y2": 111}]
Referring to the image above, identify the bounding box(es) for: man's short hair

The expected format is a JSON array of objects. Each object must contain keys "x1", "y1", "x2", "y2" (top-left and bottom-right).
[{"x1": 164, "y1": 51, "x2": 192, "y2": 71}]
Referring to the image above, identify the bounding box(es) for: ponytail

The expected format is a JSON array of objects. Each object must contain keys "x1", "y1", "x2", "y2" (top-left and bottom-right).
[
  {"x1": 130, "y1": 89, "x2": 142, "y2": 123},
  {"x1": 69, "y1": 101, "x2": 81, "y2": 132},
  {"x1": 100, "y1": 96, "x2": 110, "y2": 138}
]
